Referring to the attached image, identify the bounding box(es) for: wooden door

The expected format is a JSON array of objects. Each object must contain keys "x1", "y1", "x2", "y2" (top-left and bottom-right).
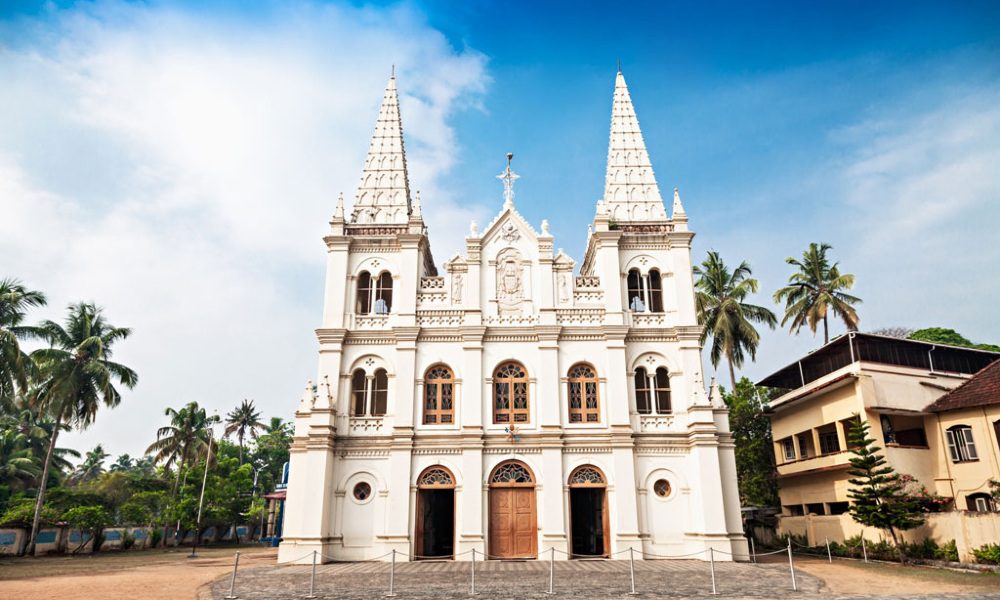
[{"x1": 489, "y1": 488, "x2": 537, "y2": 558}]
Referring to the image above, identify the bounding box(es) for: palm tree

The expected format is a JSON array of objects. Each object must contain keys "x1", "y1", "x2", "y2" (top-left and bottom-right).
[
  {"x1": 25, "y1": 302, "x2": 137, "y2": 556},
  {"x1": 0, "y1": 278, "x2": 46, "y2": 407},
  {"x1": 693, "y1": 251, "x2": 778, "y2": 390},
  {"x1": 264, "y1": 416, "x2": 293, "y2": 438},
  {"x1": 224, "y1": 399, "x2": 265, "y2": 464},
  {"x1": 146, "y1": 401, "x2": 219, "y2": 495},
  {"x1": 773, "y1": 243, "x2": 862, "y2": 344},
  {"x1": 68, "y1": 444, "x2": 110, "y2": 484},
  {"x1": 0, "y1": 428, "x2": 41, "y2": 491}
]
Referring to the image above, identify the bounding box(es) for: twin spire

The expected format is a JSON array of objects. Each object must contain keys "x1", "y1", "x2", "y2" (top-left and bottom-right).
[
  {"x1": 345, "y1": 67, "x2": 681, "y2": 227},
  {"x1": 349, "y1": 71, "x2": 413, "y2": 225},
  {"x1": 600, "y1": 69, "x2": 669, "y2": 221}
]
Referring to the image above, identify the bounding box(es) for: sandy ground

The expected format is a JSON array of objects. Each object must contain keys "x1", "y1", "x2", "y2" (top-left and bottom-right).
[
  {"x1": 787, "y1": 555, "x2": 1000, "y2": 595},
  {"x1": 1, "y1": 548, "x2": 997, "y2": 599},
  {"x1": 0, "y1": 545, "x2": 275, "y2": 600}
]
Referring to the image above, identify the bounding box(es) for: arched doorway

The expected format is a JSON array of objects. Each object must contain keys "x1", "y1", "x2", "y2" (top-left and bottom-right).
[
  {"x1": 414, "y1": 467, "x2": 456, "y2": 559},
  {"x1": 488, "y1": 461, "x2": 537, "y2": 559},
  {"x1": 568, "y1": 465, "x2": 609, "y2": 558}
]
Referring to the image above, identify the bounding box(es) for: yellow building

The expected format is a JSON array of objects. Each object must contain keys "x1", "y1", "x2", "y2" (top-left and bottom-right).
[{"x1": 759, "y1": 333, "x2": 998, "y2": 523}]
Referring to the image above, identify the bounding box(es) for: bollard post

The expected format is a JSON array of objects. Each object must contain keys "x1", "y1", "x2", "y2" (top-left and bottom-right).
[
  {"x1": 825, "y1": 537, "x2": 832, "y2": 563},
  {"x1": 787, "y1": 539, "x2": 797, "y2": 592},
  {"x1": 628, "y1": 547, "x2": 638, "y2": 595},
  {"x1": 470, "y1": 548, "x2": 477, "y2": 595},
  {"x1": 305, "y1": 550, "x2": 317, "y2": 599},
  {"x1": 861, "y1": 537, "x2": 868, "y2": 563},
  {"x1": 709, "y1": 547, "x2": 718, "y2": 595},
  {"x1": 546, "y1": 547, "x2": 554, "y2": 594},
  {"x1": 224, "y1": 551, "x2": 241, "y2": 599},
  {"x1": 749, "y1": 536, "x2": 757, "y2": 564},
  {"x1": 385, "y1": 548, "x2": 396, "y2": 597}
]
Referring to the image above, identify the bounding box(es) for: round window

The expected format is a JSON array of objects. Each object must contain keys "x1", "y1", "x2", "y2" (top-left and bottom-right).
[
  {"x1": 653, "y1": 479, "x2": 671, "y2": 498},
  {"x1": 353, "y1": 482, "x2": 372, "y2": 501}
]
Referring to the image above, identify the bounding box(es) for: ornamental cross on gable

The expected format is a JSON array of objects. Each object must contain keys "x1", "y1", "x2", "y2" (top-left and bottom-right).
[{"x1": 497, "y1": 152, "x2": 520, "y2": 209}]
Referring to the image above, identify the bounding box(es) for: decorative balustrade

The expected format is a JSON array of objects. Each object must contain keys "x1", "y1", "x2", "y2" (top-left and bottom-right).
[
  {"x1": 352, "y1": 315, "x2": 390, "y2": 329},
  {"x1": 639, "y1": 414, "x2": 675, "y2": 432},
  {"x1": 574, "y1": 276, "x2": 601, "y2": 288},
  {"x1": 416, "y1": 310, "x2": 464, "y2": 327},
  {"x1": 420, "y1": 276, "x2": 445, "y2": 290},
  {"x1": 631, "y1": 313, "x2": 668, "y2": 327},
  {"x1": 349, "y1": 417, "x2": 384, "y2": 434}
]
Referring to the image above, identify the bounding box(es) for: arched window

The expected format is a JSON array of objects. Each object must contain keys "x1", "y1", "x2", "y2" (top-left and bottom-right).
[
  {"x1": 626, "y1": 267, "x2": 665, "y2": 313},
  {"x1": 634, "y1": 367, "x2": 651, "y2": 414},
  {"x1": 356, "y1": 272, "x2": 373, "y2": 315},
  {"x1": 635, "y1": 366, "x2": 670, "y2": 415},
  {"x1": 351, "y1": 369, "x2": 368, "y2": 416},
  {"x1": 371, "y1": 369, "x2": 388, "y2": 416},
  {"x1": 375, "y1": 272, "x2": 393, "y2": 314},
  {"x1": 568, "y1": 364, "x2": 600, "y2": 423},
  {"x1": 493, "y1": 362, "x2": 529, "y2": 424},
  {"x1": 946, "y1": 425, "x2": 978, "y2": 463},
  {"x1": 627, "y1": 269, "x2": 645, "y2": 312},
  {"x1": 424, "y1": 365, "x2": 455, "y2": 425},
  {"x1": 648, "y1": 269, "x2": 664, "y2": 313},
  {"x1": 654, "y1": 368, "x2": 671, "y2": 413}
]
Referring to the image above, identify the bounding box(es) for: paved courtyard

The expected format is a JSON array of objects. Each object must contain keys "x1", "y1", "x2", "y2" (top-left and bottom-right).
[{"x1": 205, "y1": 557, "x2": 1000, "y2": 600}]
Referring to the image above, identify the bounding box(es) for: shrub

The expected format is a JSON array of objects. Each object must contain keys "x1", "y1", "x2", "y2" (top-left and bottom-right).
[
  {"x1": 0, "y1": 500, "x2": 58, "y2": 527},
  {"x1": 935, "y1": 540, "x2": 959, "y2": 562},
  {"x1": 122, "y1": 531, "x2": 135, "y2": 551},
  {"x1": 150, "y1": 528, "x2": 163, "y2": 548},
  {"x1": 972, "y1": 543, "x2": 1000, "y2": 565}
]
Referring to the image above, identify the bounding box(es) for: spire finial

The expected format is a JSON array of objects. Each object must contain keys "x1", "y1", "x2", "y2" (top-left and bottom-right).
[
  {"x1": 497, "y1": 152, "x2": 520, "y2": 209},
  {"x1": 391, "y1": 64, "x2": 395, "y2": 78},
  {"x1": 617, "y1": 58, "x2": 622, "y2": 74}
]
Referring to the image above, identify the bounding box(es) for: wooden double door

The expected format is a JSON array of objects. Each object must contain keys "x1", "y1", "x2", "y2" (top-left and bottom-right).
[{"x1": 488, "y1": 487, "x2": 537, "y2": 558}]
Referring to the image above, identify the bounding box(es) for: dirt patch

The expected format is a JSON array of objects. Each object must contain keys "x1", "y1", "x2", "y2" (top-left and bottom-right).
[
  {"x1": 790, "y1": 555, "x2": 1000, "y2": 595},
  {"x1": 0, "y1": 546, "x2": 275, "y2": 600}
]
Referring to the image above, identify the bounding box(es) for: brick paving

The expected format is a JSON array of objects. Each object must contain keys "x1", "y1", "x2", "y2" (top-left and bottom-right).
[{"x1": 209, "y1": 558, "x2": 1000, "y2": 600}]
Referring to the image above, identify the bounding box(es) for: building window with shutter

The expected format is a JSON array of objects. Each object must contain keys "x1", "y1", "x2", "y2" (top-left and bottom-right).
[
  {"x1": 567, "y1": 363, "x2": 600, "y2": 423},
  {"x1": 946, "y1": 425, "x2": 978, "y2": 463},
  {"x1": 423, "y1": 365, "x2": 455, "y2": 425}
]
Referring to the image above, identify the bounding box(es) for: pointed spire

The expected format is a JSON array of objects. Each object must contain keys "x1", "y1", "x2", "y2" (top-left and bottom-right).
[
  {"x1": 350, "y1": 70, "x2": 412, "y2": 225},
  {"x1": 600, "y1": 70, "x2": 667, "y2": 222}
]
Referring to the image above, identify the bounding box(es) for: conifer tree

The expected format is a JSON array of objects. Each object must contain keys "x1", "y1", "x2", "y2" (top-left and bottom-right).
[{"x1": 846, "y1": 416, "x2": 924, "y2": 561}]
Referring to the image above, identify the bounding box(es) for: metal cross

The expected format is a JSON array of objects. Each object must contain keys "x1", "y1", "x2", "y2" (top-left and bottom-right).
[{"x1": 496, "y1": 152, "x2": 519, "y2": 208}]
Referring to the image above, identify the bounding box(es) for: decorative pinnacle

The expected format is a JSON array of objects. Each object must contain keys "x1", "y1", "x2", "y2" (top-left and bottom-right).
[{"x1": 497, "y1": 152, "x2": 520, "y2": 209}]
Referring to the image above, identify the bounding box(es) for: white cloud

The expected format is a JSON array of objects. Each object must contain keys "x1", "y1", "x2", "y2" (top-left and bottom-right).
[
  {"x1": 0, "y1": 1, "x2": 489, "y2": 457},
  {"x1": 703, "y1": 84, "x2": 1000, "y2": 385}
]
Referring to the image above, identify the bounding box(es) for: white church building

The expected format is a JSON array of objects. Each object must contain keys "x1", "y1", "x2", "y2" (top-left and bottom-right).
[{"x1": 277, "y1": 69, "x2": 747, "y2": 563}]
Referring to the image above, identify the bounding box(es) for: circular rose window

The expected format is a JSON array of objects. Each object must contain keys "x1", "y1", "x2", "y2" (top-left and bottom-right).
[
  {"x1": 653, "y1": 479, "x2": 671, "y2": 498},
  {"x1": 353, "y1": 482, "x2": 372, "y2": 501}
]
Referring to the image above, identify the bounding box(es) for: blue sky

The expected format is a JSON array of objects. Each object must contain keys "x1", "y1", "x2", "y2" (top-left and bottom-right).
[{"x1": 2, "y1": 1, "x2": 998, "y2": 456}]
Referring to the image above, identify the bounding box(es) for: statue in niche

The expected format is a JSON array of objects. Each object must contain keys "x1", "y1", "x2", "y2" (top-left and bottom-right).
[
  {"x1": 452, "y1": 272, "x2": 464, "y2": 303},
  {"x1": 558, "y1": 273, "x2": 570, "y2": 303}
]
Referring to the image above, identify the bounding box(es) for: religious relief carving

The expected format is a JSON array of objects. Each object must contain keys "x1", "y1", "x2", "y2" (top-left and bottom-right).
[
  {"x1": 500, "y1": 221, "x2": 520, "y2": 242},
  {"x1": 496, "y1": 248, "x2": 525, "y2": 316}
]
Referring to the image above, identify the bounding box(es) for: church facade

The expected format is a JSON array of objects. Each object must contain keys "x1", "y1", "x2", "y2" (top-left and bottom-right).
[{"x1": 277, "y1": 70, "x2": 747, "y2": 563}]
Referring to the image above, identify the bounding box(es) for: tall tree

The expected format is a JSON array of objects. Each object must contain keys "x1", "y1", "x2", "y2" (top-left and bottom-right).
[
  {"x1": 774, "y1": 242, "x2": 861, "y2": 344},
  {"x1": 723, "y1": 378, "x2": 780, "y2": 507},
  {"x1": 146, "y1": 401, "x2": 219, "y2": 495},
  {"x1": 693, "y1": 251, "x2": 777, "y2": 389},
  {"x1": 25, "y1": 302, "x2": 137, "y2": 556},
  {"x1": 846, "y1": 417, "x2": 924, "y2": 561},
  {"x1": 0, "y1": 278, "x2": 46, "y2": 407},
  {"x1": 224, "y1": 399, "x2": 265, "y2": 464},
  {"x1": 0, "y1": 428, "x2": 41, "y2": 492}
]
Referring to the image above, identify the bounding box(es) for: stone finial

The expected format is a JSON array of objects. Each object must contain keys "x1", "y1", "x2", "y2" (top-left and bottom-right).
[
  {"x1": 469, "y1": 220, "x2": 478, "y2": 237},
  {"x1": 672, "y1": 187, "x2": 687, "y2": 219},
  {"x1": 334, "y1": 192, "x2": 345, "y2": 220},
  {"x1": 413, "y1": 190, "x2": 422, "y2": 217},
  {"x1": 541, "y1": 219, "x2": 550, "y2": 235},
  {"x1": 709, "y1": 376, "x2": 724, "y2": 408},
  {"x1": 299, "y1": 380, "x2": 315, "y2": 410}
]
